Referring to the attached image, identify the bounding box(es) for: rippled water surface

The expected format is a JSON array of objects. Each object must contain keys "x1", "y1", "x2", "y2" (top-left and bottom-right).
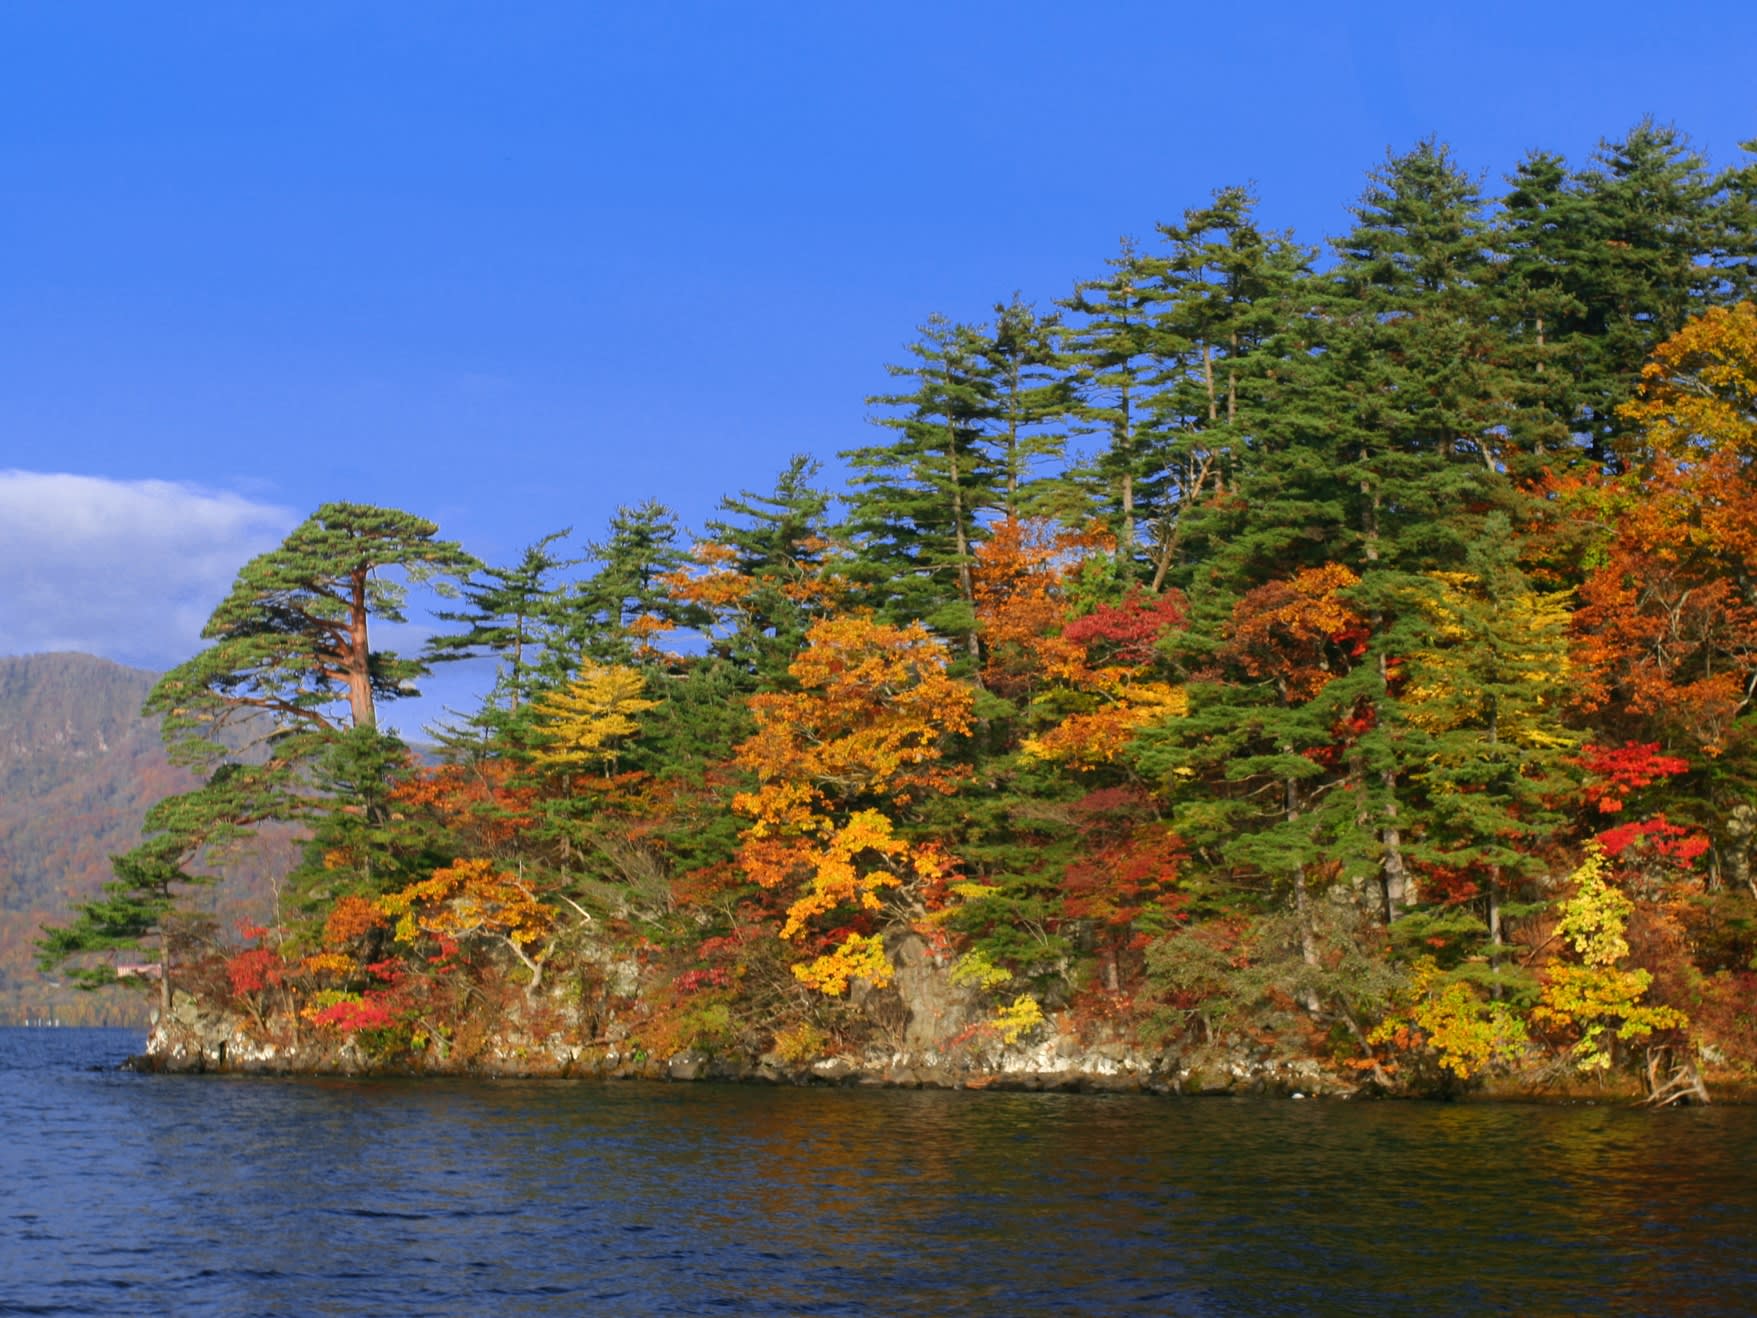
[{"x1": 4, "y1": 1029, "x2": 1756, "y2": 1315}]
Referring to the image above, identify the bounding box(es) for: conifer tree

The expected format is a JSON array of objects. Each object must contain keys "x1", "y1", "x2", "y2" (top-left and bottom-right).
[
  {"x1": 1398, "y1": 516, "x2": 1578, "y2": 959},
  {"x1": 1315, "y1": 139, "x2": 1521, "y2": 918},
  {"x1": 842, "y1": 316, "x2": 1001, "y2": 664},
  {"x1": 543, "y1": 501, "x2": 702, "y2": 671},
  {"x1": 694, "y1": 456, "x2": 838, "y2": 688},
  {"x1": 1059, "y1": 238, "x2": 1168, "y2": 565},
  {"x1": 1491, "y1": 151, "x2": 1592, "y2": 473},
  {"x1": 426, "y1": 529, "x2": 576, "y2": 713},
  {"x1": 38, "y1": 766, "x2": 280, "y2": 1016},
  {"x1": 1713, "y1": 138, "x2": 1757, "y2": 302},
  {"x1": 981, "y1": 296, "x2": 1071, "y2": 520},
  {"x1": 1566, "y1": 121, "x2": 1731, "y2": 464},
  {"x1": 149, "y1": 502, "x2": 480, "y2": 752},
  {"x1": 284, "y1": 727, "x2": 443, "y2": 913},
  {"x1": 1149, "y1": 187, "x2": 1311, "y2": 588}
]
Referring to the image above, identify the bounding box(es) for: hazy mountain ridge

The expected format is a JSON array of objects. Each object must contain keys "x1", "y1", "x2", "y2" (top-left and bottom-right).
[{"x1": 0, "y1": 653, "x2": 283, "y2": 1024}]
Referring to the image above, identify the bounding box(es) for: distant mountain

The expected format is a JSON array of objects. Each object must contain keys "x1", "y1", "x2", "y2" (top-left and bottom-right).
[{"x1": 0, "y1": 653, "x2": 281, "y2": 1025}]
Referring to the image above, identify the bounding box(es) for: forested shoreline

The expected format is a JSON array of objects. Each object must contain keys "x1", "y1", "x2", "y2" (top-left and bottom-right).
[{"x1": 42, "y1": 121, "x2": 1757, "y2": 1100}]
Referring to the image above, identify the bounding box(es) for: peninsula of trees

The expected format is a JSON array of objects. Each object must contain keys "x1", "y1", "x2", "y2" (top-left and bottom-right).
[{"x1": 43, "y1": 122, "x2": 1757, "y2": 1100}]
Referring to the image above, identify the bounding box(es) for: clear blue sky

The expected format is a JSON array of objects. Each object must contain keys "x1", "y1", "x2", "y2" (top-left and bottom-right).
[{"x1": 5, "y1": 1, "x2": 1756, "y2": 733}]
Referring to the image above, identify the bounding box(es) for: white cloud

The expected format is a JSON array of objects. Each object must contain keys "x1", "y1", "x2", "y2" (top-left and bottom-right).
[{"x1": 0, "y1": 471, "x2": 296, "y2": 670}]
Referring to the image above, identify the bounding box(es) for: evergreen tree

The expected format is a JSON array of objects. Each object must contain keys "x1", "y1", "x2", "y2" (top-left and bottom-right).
[
  {"x1": 1713, "y1": 137, "x2": 1757, "y2": 302},
  {"x1": 1059, "y1": 238, "x2": 1169, "y2": 566},
  {"x1": 543, "y1": 501, "x2": 703, "y2": 672},
  {"x1": 427, "y1": 529, "x2": 577, "y2": 712},
  {"x1": 149, "y1": 502, "x2": 480, "y2": 754},
  {"x1": 284, "y1": 728, "x2": 443, "y2": 915},
  {"x1": 1149, "y1": 187, "x2": 1312, "y2": 588},
  {"x1": 1566, "y1": 121, "x2": 1731, "y2": 465},
  {"x1": 1398, "y1": 515, "x2": 1577, "y2": 968},
  {"x1": 842, "y1": 315, "x2": 1002, "y2": 664},
  {"x1": 37, "y1": 766, "x2": 278, "y2": 1016},
  {"x1": 1491, "y1": 150, "x2": 1592, "y2": 473},
  {"x1": 1160, "y1": 141, "x2": 1517, "y2": 934},
  {"x1": 1320, "y1": 138, "x2": 1520, "y2": 919},
  {"x1": 980, "y1": 295, "x2": 1071, "y2": 520},
  {"x1": 697, "y1": 455, "x2": 837, "y2": 688}
]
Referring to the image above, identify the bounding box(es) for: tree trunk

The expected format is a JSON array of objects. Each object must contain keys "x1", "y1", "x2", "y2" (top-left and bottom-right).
[
  {"x1": 1291, "y1": 863, "x2": 1323, "y2": 1016},
  {"x1": 1149, "y1": 452, "x2": 1214, "y2": 594},
  {"x1": 346, "y1": 566, "x2": 376, "y2": 730},
  {"x1": 1202, "y1": 341, "x2": 1217, "y2": 423},
  {"x1": 1005, "y1": 360, "x2": 1022, "y2": 518},
  {"x1": 1379, "y1": 766, "x2": 1408, "y2": 921},
  {"x1": 1118, "y1": 381, "x2": 1135, "y2": 553},
  {"x1": 158, "y1": 923, "x2": 172, "y2": 1022},
  {"x1": 1359, "y1": 478, "x2": 1409, "y2": 921},
  {"x1": 1286, "y1": 775, "x2": 1322, "y2": 1015},
  {"x1": 945, "y1": 420, "x2": 983, "y2": 671}
]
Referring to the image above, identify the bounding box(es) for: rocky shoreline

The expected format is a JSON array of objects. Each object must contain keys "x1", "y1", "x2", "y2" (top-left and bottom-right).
[
  {"x1": 128, "y1": 986, "x2": 1366, "y2": 1095},
  {"x1": 128, "y1": 989, "x2": 1740, "y2": 1103}
]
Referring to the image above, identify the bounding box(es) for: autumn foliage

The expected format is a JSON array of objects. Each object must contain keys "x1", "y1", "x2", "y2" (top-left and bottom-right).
[{"x1": 86, "y1": 148, "x2": 1757, "y2": 1102}]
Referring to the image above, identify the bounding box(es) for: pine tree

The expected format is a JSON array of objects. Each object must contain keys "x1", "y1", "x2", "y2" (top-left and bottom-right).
[
  {"x1": 426, "y1": 528, "x2": 577, "y2": 713},
  {"x1": 1059, "y1": 238, "x2": 1168, "y2": 566},
  {"x1": 149, "y1": 502, "x2": 480, "y2": 753},
  {"x1": 1398, "y1": 515, "x2": 1578, "y2": 962},
  {"x1": 980, "y1": 295, "x2": 1071, "y2": 520},
  {"x1": 842, "y1": 316, "x2": 1002, "y2": 664},
  {"x1": 1158, "y1": 141, "x2": 1518, "y2": 936},
  {"x1": 1149, "y1": 186, "x2": 1311, "y2": 588},
  {"x1": 37, "y1": 766, "x2": 280, "y2": 1016},
  {"x1": 1492, "y1": 150, "x2": 1592, "y2": 474},
  {"x1": 1713, "y1": 138, "x2": 1757, "y2": 302},
  {"x1": 284, "y1": 727, "x2": 443, "y2": 913},
  {"x1": 695, "y1": 455, "x2": 838, "y2": 688},
  {"x1": 543, "y1": 501, "x2": 703, "y2": 672},
  {"x1": 1318, "y1": 138, "x2": 1519, "y2": 920},
  {"x1": 1566, "y1": 121, "x2": 1730, "y2": 465}
]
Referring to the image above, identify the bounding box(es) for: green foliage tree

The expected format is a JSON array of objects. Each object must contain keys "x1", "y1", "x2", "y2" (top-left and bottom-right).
[
  {"x1": 843, "y1": 315, "x2": 1002, "y2": 662},
  {"x1": 693, "y1": 455, "x2": 838, "y2": 689},
  {"x1": 1148, "y1": 186, "x2": 1311, "y2": 588},
  {"x1": 37, "y1": 766, "x2": 277, "y2": 1016},
  {"x1": 1059, "y1": 237, "x2": 1167, "y2": 565},
  {"x1": 981, "y1": 295, "x2": 1071, "y2": 520},
  {"x1": 149, "y1": 501, "x2": 480, "y2": 751},
  {"x1": 426, "y1": 528, "x2": 576, "y2": 713},
  {"x1": 543, "y1": 501, "x2": 703, "y2": 671}
]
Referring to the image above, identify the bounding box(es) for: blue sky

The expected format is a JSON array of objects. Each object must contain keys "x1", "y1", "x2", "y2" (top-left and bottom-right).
[{"x1": 5, "y1": 1, "x2": 1756, "y2": 735}]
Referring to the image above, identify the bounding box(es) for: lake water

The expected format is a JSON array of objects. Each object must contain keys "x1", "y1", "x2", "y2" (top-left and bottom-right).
[{"x1": 3, "y1": 1028, "x2": 1755, "y2": 1315}]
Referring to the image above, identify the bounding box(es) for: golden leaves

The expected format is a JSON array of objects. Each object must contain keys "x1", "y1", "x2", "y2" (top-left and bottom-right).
[
  {"x1": 790, "y1": 931, "x2": 892, "y2": 996},
  {"x1": 528, "y1": 663, "x2": 659, "y2": 776},
  {"x1": 1621, "y1": 300, "x2": 1757, "y2": 462},
  {"x1": 1530, "y1": 846, "x2": 1688, "y2": 1071},
  {"x1": 1020, "y1": 682, "x2": 1189, "y2": 767},
  {"x1": 731, "y1": 615, "x2": 974, "y2": 993},
  {"x1": 381, "y1": 857, "x2": 555, "y2": 952}
]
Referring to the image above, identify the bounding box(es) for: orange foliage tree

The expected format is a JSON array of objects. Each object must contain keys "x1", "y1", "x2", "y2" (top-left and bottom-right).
[
  {"x1": 1576, "y1": 303, "x2": 1757, "y2": 758},
  {"x1": 731, "y1": 615, "x2": 974, "y2": 994},
  {"x1": 969, "y1": 518, "x2": 1191, "y2": 770},
  {"x1": 381, "y1": 857, "x2": 558, "y2": 1000}
]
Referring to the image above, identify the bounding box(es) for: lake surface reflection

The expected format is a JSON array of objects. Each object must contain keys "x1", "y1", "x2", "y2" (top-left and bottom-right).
[{"x1": 3, "y1": 1028, "x2": 1753, "y2": 1314}]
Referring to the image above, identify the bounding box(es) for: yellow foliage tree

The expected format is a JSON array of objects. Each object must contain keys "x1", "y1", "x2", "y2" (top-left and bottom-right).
[
  {"x1": 1369, "y1": 957, "x2": 1529, "y2": 1081},
  {"x1": 381, "y1": 857, "x2": 558, "y2": 999},
  {"x1": 528, "y1": 663, "x2": 659, "y2": 777},
  {"x1": 1531, "y1": 847, "x2": 1688, "y2": 1072},
  {"x1": 1620, "y1": 300, "x2": 1757, "y2": 462},
  {"x1": 1401, "y1": 570, "x2": 1577, "y2": 751}
]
